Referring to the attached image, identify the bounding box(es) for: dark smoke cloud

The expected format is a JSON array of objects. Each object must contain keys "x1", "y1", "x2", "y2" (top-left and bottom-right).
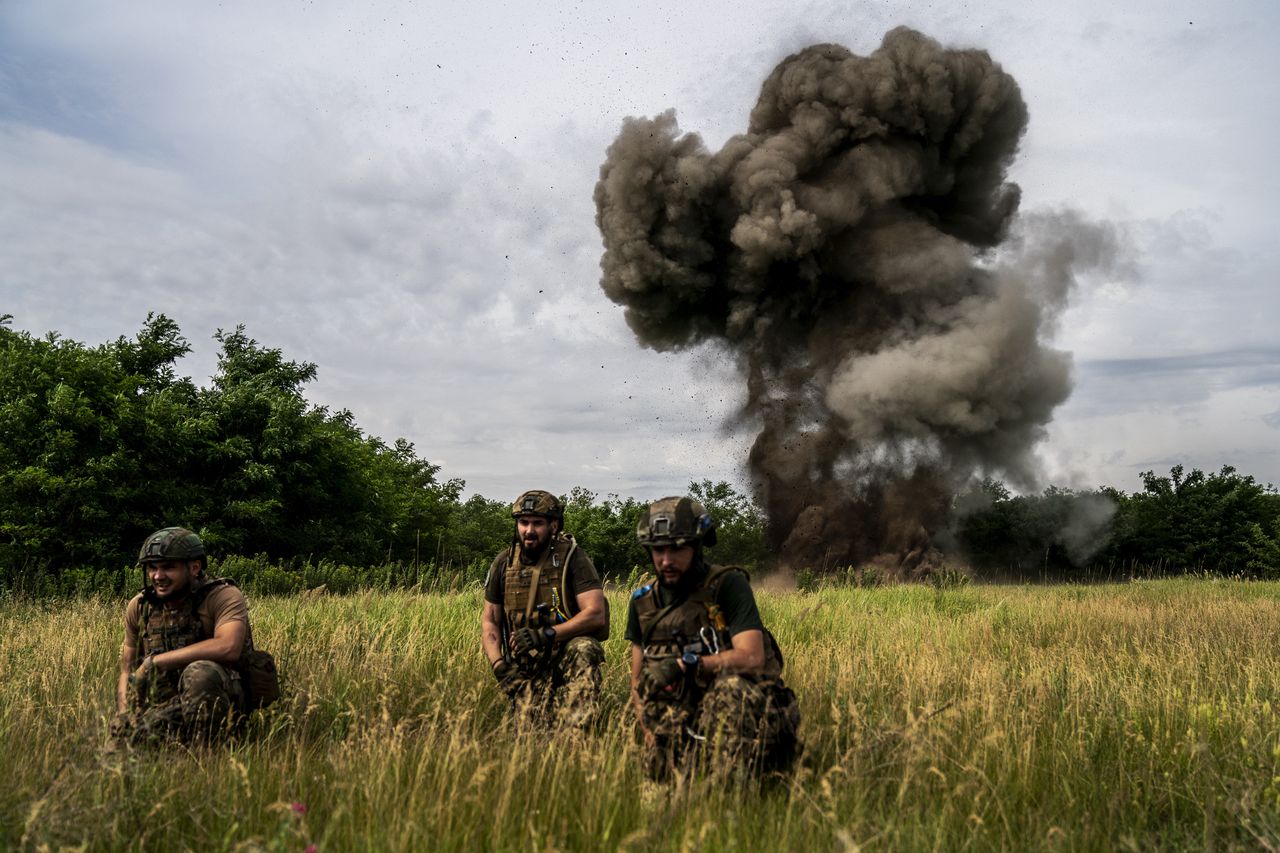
[{"x1": 595, "y1": 27, "x2": 1123, "y2": 573}]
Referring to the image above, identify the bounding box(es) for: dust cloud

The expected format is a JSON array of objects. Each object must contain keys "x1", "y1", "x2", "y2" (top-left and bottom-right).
[{"x1": 595, "y1": 28, "x2": 1122, "y2": 574}]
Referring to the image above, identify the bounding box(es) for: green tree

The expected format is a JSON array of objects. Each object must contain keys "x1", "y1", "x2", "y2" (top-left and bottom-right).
[
  {"x1": 688, "y1": 480, "x2": 768, "y2": 569},
  {"x1": 563, "y1": 488, "x2": 647, "y2": 580},
  {"x1": 0, "y1": 314, "x2": 198, "y2": 579}
]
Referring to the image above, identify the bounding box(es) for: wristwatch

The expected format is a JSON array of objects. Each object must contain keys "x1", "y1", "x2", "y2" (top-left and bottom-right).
[
  {"x1": 681, "y1": 651, "x2": 700, "y2": 673},
  {"x1": 542, "y1": 627, "x2": 557, "y2": 645}
]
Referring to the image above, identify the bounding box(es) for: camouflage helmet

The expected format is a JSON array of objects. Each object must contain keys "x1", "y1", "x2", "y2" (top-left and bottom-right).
[
  {"x1": 137, "y1": 527, "x2": 206, "y2": 565},
  {"x1": 511, "y1": 489, "x2": 564, "y2": 522},
  {"x1": 636, "y1": 496, "x2": 717, "y2": 548}
]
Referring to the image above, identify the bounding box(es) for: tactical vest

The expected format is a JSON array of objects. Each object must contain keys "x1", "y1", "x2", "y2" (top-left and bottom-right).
[
  {"x1": 633, "y1": 564, "x2": 784, "y2": 680},
  {"x1": 138, "y1": 577, "x2": 254, "y2": 681},
  {"x1": 503, "y1": 534, "x2": 579, "y2": 632}
]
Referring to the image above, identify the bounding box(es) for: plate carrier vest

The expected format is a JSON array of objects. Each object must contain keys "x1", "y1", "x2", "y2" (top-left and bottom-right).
[
  {"x1": 633, "y1": 564, "x2": 784, "y2": 684},
  {"x1": 502, "y1": 533, "x2": 608, "y2": 641},
  {"x1": 140, "y1": 578, "x2": 248, "y2": 684}
]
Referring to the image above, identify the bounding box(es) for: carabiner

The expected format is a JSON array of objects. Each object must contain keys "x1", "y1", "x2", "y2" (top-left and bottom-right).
[{"x1": 699, "y1": 626, "x2": 720, "y2": 655}]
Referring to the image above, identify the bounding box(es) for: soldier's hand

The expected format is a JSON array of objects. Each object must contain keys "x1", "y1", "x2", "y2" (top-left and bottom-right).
[
  {"x1": 492, "y1": 659, "x2": 522, "y2": 697},
  {"x1": 640, "y1": 658, "x2": 684, "y2": 697},
  {"x1": 109, "y1": 711, "x2": 131, "y2": 738},
  {"x1": 130, "y1": 654, "x2": 157, "y2": 685},
  {"x1": 511, "y1": 626, "x2": 553, "y2": 657}
]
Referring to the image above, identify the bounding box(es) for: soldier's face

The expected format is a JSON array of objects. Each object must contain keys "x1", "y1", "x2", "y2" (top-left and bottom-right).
[
  {"x1": 650, "y1": 544, "x2": 696, "y2": 587},
  {"x1": 517, "y1": 515, "x2": 555, "y2": 558},
  {"x1": 147, "y1": 559, "x2": 200, "y2": 600}
]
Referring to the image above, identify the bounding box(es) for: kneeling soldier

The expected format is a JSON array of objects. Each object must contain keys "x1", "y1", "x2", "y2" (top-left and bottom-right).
[
  {"x1": 627, "y1": 497, "x2": 799, "y2": 779},
  {"x1": 114, "y1": 527, "x2": 275, "y2": 745},
  {"x1": 481, "y1": 490, "x2": 608, "y2": 729}
]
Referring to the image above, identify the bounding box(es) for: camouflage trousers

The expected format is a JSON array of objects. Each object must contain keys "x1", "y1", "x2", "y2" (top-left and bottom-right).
[
  {"x1": 640, "y1": 674, "x2": 800, "y2": 780},
  {"x1": 505, "y1": 636, "x2": 605, "y2": 730},
  {"x1": 116, "y1": 660, "x2": 243, "y2": 745}
]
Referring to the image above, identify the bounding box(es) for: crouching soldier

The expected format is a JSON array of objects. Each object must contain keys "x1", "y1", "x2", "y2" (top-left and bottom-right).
[
  {"x1": 481, "y1": 490, "x2": 609, "y2": 729},
  {"x1": 627, "y1": 497, "x2": 799, "y2": 779},
  {"x1": 113, "y1": 527, "x2": 277, "y2": 745}
]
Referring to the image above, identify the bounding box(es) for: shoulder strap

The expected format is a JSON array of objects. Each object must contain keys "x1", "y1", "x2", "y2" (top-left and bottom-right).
[
  {"x1": 706, "y1": 564, "x2": 747, "y2": 590},
  {"x1": 138, "y1": 589, "x2": 152, "y2": 643},
  {"x1": 192, "y1": 577, "x2": 234, "y2": 607},
  {"x1": 557, "y1": 535, "x2": 579, "y2": 616},
  {"x1": 639, "y1": 586, "x2": 683, "y2": 648}
]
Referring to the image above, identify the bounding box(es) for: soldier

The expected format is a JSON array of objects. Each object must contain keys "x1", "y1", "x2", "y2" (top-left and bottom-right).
[
  {"x1": 481, "y1": 490, "x2": 609, "y2": 728},
  {"x1": 627, "y1": 496, "x2": 799, "y2": 779},
  {"x1": 113, "y1": 527, "x2": 275, "y2": 745}
]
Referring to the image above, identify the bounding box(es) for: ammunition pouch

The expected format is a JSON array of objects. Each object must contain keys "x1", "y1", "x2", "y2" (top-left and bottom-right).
[{"x1": 239, "y1": 648, "x2": 281, "y2": 711}]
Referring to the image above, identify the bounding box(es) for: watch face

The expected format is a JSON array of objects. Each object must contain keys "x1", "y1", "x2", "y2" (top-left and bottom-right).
[{"x1": 682, "y1": 651, "x2": 698, "y2": 667}]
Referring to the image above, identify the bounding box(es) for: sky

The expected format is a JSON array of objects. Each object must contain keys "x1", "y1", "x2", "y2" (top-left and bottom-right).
[{"x1": 1, "y1": 0, "x2": 1277, "y2": 501}]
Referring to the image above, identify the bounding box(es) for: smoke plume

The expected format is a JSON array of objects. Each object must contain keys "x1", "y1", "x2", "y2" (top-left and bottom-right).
[{"x1": 595, "y1": 28, "x2": 1121, "y2": 574}]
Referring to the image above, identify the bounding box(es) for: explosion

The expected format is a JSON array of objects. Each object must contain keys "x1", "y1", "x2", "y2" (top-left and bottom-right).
[{"x1": 595, "y1": 28, "x2": 1119, "y2": 574}]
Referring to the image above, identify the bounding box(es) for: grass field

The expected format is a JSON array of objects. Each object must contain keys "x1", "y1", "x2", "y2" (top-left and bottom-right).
[{"x1": 3, "y1": 579, "x2": 1280, "y2": 851}]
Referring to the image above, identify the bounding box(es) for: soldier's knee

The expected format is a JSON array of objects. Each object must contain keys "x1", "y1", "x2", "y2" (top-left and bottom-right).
[
  {"x1": 703, "y1": 674, "x2": 755, "y2": 708},
  {"x1": 179, "y1": 660, "x2": 231, "y2": 698},
  {"x1": 562, "y1": 636, "x2": 604, "y2": 665}
]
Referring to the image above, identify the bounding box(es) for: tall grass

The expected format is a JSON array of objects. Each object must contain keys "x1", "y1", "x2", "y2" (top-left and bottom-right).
[{"x1": 3, "y1": 580, "x2": 1280, "y2": 850}]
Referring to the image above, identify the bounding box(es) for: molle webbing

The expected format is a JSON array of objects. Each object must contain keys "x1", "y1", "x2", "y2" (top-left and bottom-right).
[
  {"x1": 139, "y1": 577, "x2": 235, "y2": 658},
  {"x1": 503, "y1": 535, "x2": 577, "y2": 631},
  {"x1": 635, "y1": 564, "x2": 784, "y2": 678}
]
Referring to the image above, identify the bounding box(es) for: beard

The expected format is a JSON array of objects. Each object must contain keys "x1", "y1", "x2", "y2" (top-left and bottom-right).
[
  {"x1": 519, "y1": 533, "x2": 551, "y2": 564},
  {"x1": 657, "y1": 552, "x2": 707, "y2": 597}
]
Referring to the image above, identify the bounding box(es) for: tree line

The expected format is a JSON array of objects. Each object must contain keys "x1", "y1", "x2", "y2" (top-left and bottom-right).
[
  {"x1": 0, "y1": 315, "x2": 765, "y2": 594},
  {"x1": 2, "y1": 315, "x2": 1278, "y2": 595}
]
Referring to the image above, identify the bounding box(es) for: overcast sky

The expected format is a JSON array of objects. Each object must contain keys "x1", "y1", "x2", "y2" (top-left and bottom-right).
[{"x1": 2, "y1": 0, "x2": 1277, "y2": 501}]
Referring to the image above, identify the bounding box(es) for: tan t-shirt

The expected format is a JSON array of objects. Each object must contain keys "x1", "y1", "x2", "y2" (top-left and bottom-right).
[{"x1": 122, "y1": 581, "x2": 253, "y2": 657}]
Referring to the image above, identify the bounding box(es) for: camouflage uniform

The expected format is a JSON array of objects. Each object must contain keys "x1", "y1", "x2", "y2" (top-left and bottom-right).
[
  {"x1": 632, "y1": 565, "x2": 800, "y2": 778},
  {"x1": 488, "y1": 491, "x2": 607, "y2": 729},
  {"x1": 124, "y1": 657, "x2": 242, "y2": 744},
  {"x1": 115, "y1": 528, "x2": 255, "y2": 745},
  {"x1": 629, "y1": 497, "x2": 800, "y2": 779},
  {"x1": 502, "y1": 635, "x2": 606, "y2": 730}
]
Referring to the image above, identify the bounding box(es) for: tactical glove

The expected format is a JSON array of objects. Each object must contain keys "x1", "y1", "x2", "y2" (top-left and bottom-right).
[
  {"x1": 492, "y1": 659, "x2": 522, "y2": 698},
  {"x1": 639, "y1": 657, "x2": 684, "y2": 698},
  {"x1": 511, "y1": 626, "x2": 554, "y2": 657}
]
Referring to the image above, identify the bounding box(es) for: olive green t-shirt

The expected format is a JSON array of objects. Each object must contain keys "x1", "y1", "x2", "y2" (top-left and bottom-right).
[
  {"x1": 624, "y1": 567, "x2": 764, "y2": 644},
  {"x1": 484, "y1": 545, "x2": 602, "y2": 606}
]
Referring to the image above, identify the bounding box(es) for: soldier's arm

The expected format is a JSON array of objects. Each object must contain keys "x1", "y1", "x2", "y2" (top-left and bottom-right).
[
  {"x1": 117, "y1": 641, "x2": 137, "y2": 713},
  {"x1": 629, "y1": 643, "x2": 655, "y2": 742},
  {"x1": 150, "y1": 619, "x2": 248, "y2": 673},
  {"x1": 481, "y1": 600, "x2": 505, "y2": 666},
  {"x1": 692, "y1": 628, "x2": 766, "y2": 677},
  {"x1": 552, "y1": 588, "x2": 607, "y2": 641}
]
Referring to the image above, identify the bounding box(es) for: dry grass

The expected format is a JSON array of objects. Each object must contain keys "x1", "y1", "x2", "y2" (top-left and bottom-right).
[{"x1": 3, "y1": 579, "x2": 1280, "y2": 850}]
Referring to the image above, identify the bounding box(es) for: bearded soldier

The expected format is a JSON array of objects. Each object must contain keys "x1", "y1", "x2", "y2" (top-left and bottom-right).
[
  {"x1": 113, "y1": 527, "x2": 276, "y2": 745},
  {"x1": 481, "y1": 490, "x2": 608, "y2": 728},
  {"x1": 627, "y1": 496, "x2": 799, "y2": 778}
]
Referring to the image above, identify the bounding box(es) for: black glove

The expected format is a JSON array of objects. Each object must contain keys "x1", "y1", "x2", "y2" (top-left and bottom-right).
[
  {"x1": 492, "y1": 659, "x2": 522, "y2": 697},
  {"x1": 511, "y1": 626, "x2": 554, "y2": 657},
  {"x1": 639, "y1": 657, "x2": 684, "y2": 698}
]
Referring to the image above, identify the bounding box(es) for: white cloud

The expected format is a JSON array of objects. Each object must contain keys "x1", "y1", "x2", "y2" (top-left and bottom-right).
[{"x1": 2, "y1": 0, "x2": 1279, "y2": 502}]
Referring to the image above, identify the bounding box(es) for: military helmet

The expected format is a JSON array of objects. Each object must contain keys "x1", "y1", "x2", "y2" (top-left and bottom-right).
[
  {"x1": 137, "y1": 527, "x2": 206, "y2": 564},
  {"x1": 511, "y1": 489, "x2": 564, "y2": 522},
  {"x1": 636, "y1": 496, "x2": 717, "y2": 548}
]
